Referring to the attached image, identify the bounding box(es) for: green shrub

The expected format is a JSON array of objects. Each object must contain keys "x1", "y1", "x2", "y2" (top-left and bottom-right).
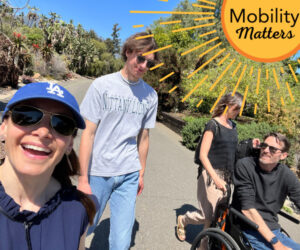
[
  {"x1": 285, "y1": 141, "x2": 299, "y2": 172},
  {"x1": 22, "y1": 27, "x2": 44, "y2": 47},
  {"x1": 282, "y1": 206, "x2": 293, "y2": 215},
  {"x1": 236, "y1": 122, "x2": 288, "y2": 142},
  {"x1": 181, "y1": 116, "x2": 210, "y2": 150}
]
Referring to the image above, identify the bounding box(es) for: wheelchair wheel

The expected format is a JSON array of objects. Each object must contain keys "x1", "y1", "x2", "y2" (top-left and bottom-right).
[
  {"x1": 280, "y1": 228, "x2": 290, "y2": 238},
  {"x1": 191, "y1": 228, "x2": 241, "y2": 250}
]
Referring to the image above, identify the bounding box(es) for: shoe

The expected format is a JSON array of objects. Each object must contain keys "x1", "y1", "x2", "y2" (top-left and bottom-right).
[{"x1": 176, "y1": 215, "x2": 186, "y2": 241}]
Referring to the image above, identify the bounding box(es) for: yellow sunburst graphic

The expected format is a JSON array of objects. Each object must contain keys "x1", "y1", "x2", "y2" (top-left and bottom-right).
[{"x1": 130, "y1": 0, "x2": 299, "y2": 116}]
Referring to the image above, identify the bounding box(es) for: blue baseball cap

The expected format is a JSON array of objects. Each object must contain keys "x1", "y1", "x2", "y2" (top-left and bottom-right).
[{"x1": 2, "y1": 82, "x2": 85, "y2": 129}]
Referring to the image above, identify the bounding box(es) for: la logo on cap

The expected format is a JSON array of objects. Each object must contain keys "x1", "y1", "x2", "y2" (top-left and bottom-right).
[{"x1": 46, "y1": 83, "x2": 64, "y2": 98}]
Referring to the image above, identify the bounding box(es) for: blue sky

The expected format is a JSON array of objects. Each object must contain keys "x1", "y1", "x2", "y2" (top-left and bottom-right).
[
  {"x1": 293, "y1": 51, "x2": 300, "y2": 73},
  {"x1": 23, "y1": 0, "x2": 180, "y2": 42},
  {"x1": 11, "y1": 0, "x2": 300, "y2": 68},
  {"x1": 293, "y1": 51, "x2": 300, "y2": 59}
]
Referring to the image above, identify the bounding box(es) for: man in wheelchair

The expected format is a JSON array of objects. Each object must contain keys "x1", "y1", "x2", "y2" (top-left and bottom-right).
[{"x1": 232, "y1": 132, "x2": 300, "y2": 250}]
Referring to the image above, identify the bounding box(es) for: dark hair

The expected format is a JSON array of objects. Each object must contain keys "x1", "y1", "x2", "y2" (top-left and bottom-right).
[
  {"x1": 53, "y1": 149, "x2": 96, "y2": 225},
  {"x1": 263, "y1": 132, "x2": 291, "y2": 153},
  {"x1": 212, "y1": 92, "x2": 243, "y2": 118},
  {"x1": 121, "y1": 32, "x2": 159, "y2": 61}
]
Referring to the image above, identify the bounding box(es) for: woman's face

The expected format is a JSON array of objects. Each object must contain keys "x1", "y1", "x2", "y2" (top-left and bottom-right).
[
  {"x1": 0, "y1": 99, "x2": 74, "y2": 177},
  {"x1": 227, "y1": 104, "x2": 241, "y2": 119}
]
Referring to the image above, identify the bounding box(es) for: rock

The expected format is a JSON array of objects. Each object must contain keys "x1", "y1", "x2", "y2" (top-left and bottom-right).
[
  {"x1": 22, "y1": 75, "x2": 36, "y2": 84},
  {"x1": 33, "y1": 73, "x2": 41, "y2": 79}
]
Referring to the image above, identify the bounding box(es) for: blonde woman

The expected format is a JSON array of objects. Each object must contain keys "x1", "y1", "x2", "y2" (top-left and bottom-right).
[{"x1": 176, "y1": 92, "x2": 243, "y2": 248}]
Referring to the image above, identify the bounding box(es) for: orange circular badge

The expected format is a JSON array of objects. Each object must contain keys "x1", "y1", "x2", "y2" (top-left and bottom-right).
[{"x1": 222, "y1": 0, "x2": 300, "y2": 62}]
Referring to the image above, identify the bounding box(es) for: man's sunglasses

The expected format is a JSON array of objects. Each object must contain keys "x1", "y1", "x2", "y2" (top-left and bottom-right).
[
  {"x1": 259, "y1": 142, "x2": 282, "y2": 154},
  {"x1": 136, "y1": 55, "x2": 155, "y2": 68},
  {"x1": 9, "y1": 105, "x2": 77, "y2": 136}
]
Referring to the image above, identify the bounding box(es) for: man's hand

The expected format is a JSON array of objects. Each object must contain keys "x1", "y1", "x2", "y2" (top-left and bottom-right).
[
  {"x1": 77, "y1": 176, "x2": 92, "y2": 194},
  {"x1": 137, "y1": 174, "x2": 144, "y2": 196},
  {"x1": 137, "y1": 129, "x2": 149, "y2": 196},
  {"x1": 272, "y1": 241, "x2": 292, "y2": 250},
  {"x1": 252, "y1": 138, "x2": 260, "y2": 148}
]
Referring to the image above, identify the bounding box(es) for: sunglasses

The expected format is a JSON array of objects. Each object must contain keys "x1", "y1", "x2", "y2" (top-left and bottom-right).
[
  {"x1": 136, "y1": 55, "x2": 156, "y2": 68},
  {"x1": 259, "y1": 142, "x2": 282, "y2": 154},
  {"x1": 9, "y1": 105, "x2": 77, "y2": 136}
]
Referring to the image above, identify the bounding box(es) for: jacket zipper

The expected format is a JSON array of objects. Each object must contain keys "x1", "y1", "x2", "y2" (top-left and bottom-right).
[
  {"x1": 24, "y1": 221, "x2": 33, "y2": 250},
  {"x1": 0, "y1": 206, "x2": 34, "y2": 249}
]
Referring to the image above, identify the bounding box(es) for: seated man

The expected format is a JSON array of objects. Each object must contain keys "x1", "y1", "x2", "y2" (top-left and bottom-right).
[{"x1": 232, "y1": 132, "x2": 300, "y2": 250}]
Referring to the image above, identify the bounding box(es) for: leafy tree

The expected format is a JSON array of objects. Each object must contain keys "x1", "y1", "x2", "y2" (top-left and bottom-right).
[
  {"x1": 105, "y1": 37, "x2": 114, "y2": 55},
  {"x1": 0, "y1": 1, "x2": 14, "y2": 31},
  {"x1": 88, "y1": 29, "x2": 101, "y2": 41},
  {"x1": 110, "y1": 23, "x2": 121, "y2": 57}
]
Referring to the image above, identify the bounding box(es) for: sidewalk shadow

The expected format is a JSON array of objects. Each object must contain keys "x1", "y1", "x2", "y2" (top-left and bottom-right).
[
  {"x1": 88, "y1": 218, "x2": 139, "y2": 250},
  {"x1": 174, "y1": 204, "x2": 204, "y2": 245}
]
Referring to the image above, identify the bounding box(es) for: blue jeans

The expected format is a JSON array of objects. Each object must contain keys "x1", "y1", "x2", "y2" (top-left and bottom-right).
[
  {"x1": 88, "y1": 171, "x2": 139, "y2": 250},
  {"x1": 243, "y1": 229, "x2": 300, "y2": 250}
]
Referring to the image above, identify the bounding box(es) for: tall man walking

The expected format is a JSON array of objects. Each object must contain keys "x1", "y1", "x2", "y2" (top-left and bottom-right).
[{"x1": 78, "y1": 32, "x2": 158, "y2": 250}]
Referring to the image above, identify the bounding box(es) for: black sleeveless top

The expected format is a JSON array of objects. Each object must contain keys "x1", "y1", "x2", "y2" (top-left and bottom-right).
[{"x1": 205, "y1": 119, "x2": 238, "y2": 172}]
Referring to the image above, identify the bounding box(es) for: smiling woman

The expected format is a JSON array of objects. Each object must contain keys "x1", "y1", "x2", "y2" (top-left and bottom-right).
[{"x1": 0, "y1": 82, "x2": 98, "y2": 250}]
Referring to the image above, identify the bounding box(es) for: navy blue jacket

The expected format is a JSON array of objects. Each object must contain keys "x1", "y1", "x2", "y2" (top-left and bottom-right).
[{"x1": 0, "y1": 183, "x2": 90, "y2": 250}]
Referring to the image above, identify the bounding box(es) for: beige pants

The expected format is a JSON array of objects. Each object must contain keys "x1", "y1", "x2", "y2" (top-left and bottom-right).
[{"x1": 182, "y1": 169, "x2": 229, "y2": 226}]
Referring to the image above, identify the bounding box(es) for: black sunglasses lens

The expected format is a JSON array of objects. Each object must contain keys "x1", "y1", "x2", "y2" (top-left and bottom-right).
[
  {"x1": 269, "y1": 146, "x2": 277, "y2": 154},
  {"x1": 11, "y1": 106, "x2": 76, "y2": 136},
  {"x1": 259, "y1": 143, "x2": 278, "y2": 154},
  {"x1": 137, "y1": 55, "x2": 145, "y2": 64},
  {"x1": 11, "y1": 106, "x2": 43, "y2": 126},
  {"x1": 51, "y1": 115, "x2": 76, "y2": 136},
  {"x1": 137, "y1": 55, "x2": 155, "y2": 68},
  {"x1": 259, "y1": 143, "x2": 267, "y2": 149}
]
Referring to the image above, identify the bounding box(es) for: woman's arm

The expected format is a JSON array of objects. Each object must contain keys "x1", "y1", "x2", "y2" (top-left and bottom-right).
[{"x1": 199, "y1": 130, "x2": 227, "y2": 193}]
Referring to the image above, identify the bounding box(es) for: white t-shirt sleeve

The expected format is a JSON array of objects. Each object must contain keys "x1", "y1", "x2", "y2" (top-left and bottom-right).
[{"x1": 80, "y1": 82, "x2": 102, "y2": 124}]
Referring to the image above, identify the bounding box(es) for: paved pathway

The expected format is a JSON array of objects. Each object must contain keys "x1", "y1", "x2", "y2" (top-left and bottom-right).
[
  {"x1": 85, "y1": 121, "x2": 202, "y2": 250},
  {"x1": 1, "y1": 79, "x2": 299, "y2": 249},
  {"x1": 66, "y1": 79, "x2": 300, "y2": 250}
]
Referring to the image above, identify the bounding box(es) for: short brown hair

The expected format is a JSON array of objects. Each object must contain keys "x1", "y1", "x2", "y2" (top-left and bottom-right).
[
  {"x1": 212, "y1": 92, "x2": 243, "y2": 118},
  {"x1": 264, "y1": 132, "x2": 291, "y2": 152},
  {"x1": 121, "y1": 32, "x2": 158, "y2": 61}
]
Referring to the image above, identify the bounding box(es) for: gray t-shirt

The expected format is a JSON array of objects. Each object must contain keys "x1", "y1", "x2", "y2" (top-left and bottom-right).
[{"x1": 80, "y1": 71, "x2": 158, "y2": 176}]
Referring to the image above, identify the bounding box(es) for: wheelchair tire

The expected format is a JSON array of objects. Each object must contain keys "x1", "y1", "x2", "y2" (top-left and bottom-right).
[
  {"x1": 191, "y1": 228, "x2": 241, "y2": 250},
  {"x1": 280, "y1": 228, "x2": 290, "y2": 238}
]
